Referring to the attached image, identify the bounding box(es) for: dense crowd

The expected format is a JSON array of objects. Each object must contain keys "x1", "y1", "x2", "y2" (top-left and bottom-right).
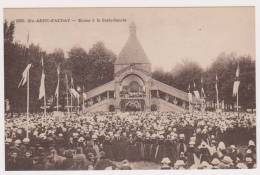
[{"x1": 5, "y1": 111, "x2": 256, "y2": 170}]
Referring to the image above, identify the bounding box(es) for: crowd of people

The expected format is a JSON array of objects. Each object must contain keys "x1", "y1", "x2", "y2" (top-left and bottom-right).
[{"x1": 5, "y1": 110, "x2": 256, "y2": 170}]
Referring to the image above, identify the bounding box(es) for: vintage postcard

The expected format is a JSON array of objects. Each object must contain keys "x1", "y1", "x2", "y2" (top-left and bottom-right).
[{"x1": 3, "y1": 6, "x2": 256, "y2": 172}]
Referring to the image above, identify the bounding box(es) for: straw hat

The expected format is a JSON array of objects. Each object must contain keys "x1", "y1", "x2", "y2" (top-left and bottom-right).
[{"x1": 161, "y1": 157, "x2": 171, "y2": 164}]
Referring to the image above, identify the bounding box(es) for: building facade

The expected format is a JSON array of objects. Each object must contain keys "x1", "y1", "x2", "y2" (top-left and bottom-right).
[{"x1": 84, "y1": 23, "x2": 196, "y2": 112}]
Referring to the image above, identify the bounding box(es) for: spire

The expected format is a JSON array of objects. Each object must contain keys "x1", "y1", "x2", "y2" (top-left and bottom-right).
[{"x1": 115, "y1": 22, "x2": 150, "y2": 65}]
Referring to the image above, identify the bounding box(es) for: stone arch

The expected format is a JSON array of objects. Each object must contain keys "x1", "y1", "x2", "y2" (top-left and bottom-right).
[{"x1": 116, "y1": 68, "x2": 150, "y2": 84}]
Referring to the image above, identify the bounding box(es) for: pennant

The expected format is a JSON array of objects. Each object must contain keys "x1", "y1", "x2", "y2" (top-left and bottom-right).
[
  {"x1": 18, "y1": 64, "x2": 32, "y2": 88},
  {"x1": 38, "y1": 58, "x2": 45, "y2": 100},
  {"x1": 233, "y1": 81, "x2": 240, "y2": 96}
]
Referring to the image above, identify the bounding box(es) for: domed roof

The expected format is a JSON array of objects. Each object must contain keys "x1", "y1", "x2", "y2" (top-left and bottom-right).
[{"x1": 115, "y1": 22, "x2": 150, "y2": 65}]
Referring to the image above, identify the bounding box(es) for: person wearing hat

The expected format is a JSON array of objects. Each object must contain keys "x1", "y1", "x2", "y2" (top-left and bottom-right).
[
  {"x1": 120, "y1": 159, "x2": 132, "y2": 170},
  {"x1": 198, "y1": 141, "x2": 211, "y2": 163},
  {"x1": 174, "y1": 159, "x2": 186, "y2": 170},
  {"x1": 245, "y1": 157, "x2": 254, "y2": 169},
  {"x1": 102, "y1": 135, "x2": 114, "y2": 161},
  {"x1": 126, "y1": 133, "x2": 137, "y2": 162},
  {"x1": 19, "y1": 151, "x2": 34, "y2": 170},
  {"x1": 155, "y1": 135, "x2": 165, "y2": 163},
  {"x1": 219, "y1": 156, "x2": 234, "y2": 169},
  {"x1": 60, "y1": 150, "x2": 76, "y2": 170},
  {"x1": 6, "y1": 151, "x2": 21, "y2": 170},
  {"x1": 49, "y1": 148, "x2": 66, "y2": 169},
  {"x1": 211, "y1": 158, "x2": 221, "y2": 169},
  {"x1": 143, "y1": 132, "x2": 152, "y2": 161},
  {"x1": 73, "y1": 147, "x2": 88, "y2": 170},
  {"x1": 198, "y1": 161, "x2": 212, "y2": 169},
  {"x1": 161, "y1": 157, "x2": 171, "y2": 170},
  {"x1": 176, "y1": 133, "x2": 187, "y2": 160}
]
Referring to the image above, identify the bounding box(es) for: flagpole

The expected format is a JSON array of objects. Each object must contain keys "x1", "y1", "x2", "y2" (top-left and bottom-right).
[
  {"x1": 66, "y1": 88, "x2": 69, "y2": 114},
  {"x1": 237, "y1": 87, "x2": 239, "y2": 116},
  {"x1": 70, "y1": 91, "x2": 73, "y2": 115},
  {"x1": 82, "y1": 85, "x2": 85, "y2": 113},
  {"x1": 77, "y1": 97, "x2": 80, "y2": 114},
  {"x1": 26, "y1": 69, "x2": 30, "y2": 138},
  {"x1": 56, "y1": 69, "x2": 60, "y2": 112}
]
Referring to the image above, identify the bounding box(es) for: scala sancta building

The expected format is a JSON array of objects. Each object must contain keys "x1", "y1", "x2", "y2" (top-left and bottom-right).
[{"x1": 84, "y1": 23, "x2": 197, "y2": 112}]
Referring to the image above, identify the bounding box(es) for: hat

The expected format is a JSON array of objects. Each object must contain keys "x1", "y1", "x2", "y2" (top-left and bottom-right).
[
  {"x1": 174, "y1": 160, "x2": 185, "y2": 167},
  {"x1": 179, "y1": 133, "x2": 185, "y2": 139},
  {"x1": 14, "y1": 139, "x2": 21, "y2": 144},
  {"x1": 5, "y1": 138, "x2": 12, "y2": 143},
  {"x1": 161, "y1": 157, "x2": 171, "y2": 164},
  {"x1": 211, "y1": 158, "x2": 220, "y2": 165},
  {"x1": 78, "y1": 137, "x2": 85, "y2": 142},
  {"x1": 236, "y1": 163, "x2": 248, "y2": 169},
  {"x1": 246, "y1": 149, "x2": 252, "y2": 154},
  {"x1": 248, "y1": 140, "x2": 255, "y2": 146},
  {"x1": 23, "y1": 137, "x2": 30, "y2": 143},
  {"x1": 65, "y1": 150, "x2": 74, "y2": 158},
  {"x1": 245, "y1": 157, "x2": 253, "y2": 163},
  {"x1": 218, "y1": 141, "x2": 226, "y2": 150},
  {"x1": 199, "y1": 161, "x2": 212, "y2": 169},
  {"x1": 122, "y1": 159, "x2": 129, "y2": 166},
  {"x1": 222, "y1": 156, "x2": 233, "y2": 165},
  {"x1": 230, "y1": 145, "x2": 236, "y2": 149},
  {"x1": 104, "y1": 166, "x2": 113, "y2": 170}
]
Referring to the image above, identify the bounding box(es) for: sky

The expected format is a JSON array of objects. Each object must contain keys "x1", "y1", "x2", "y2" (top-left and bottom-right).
[{"x1": 4, "y1": 7, "x2": 255, "y2": 71}]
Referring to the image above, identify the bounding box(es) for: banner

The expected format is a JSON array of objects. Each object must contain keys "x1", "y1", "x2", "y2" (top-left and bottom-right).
[
  {"x1": 18, "y1": 64, "x2": 32, "y2": 88},
  {"x1": 233, "y1": 81, "x2": 240, "y2": 96}
]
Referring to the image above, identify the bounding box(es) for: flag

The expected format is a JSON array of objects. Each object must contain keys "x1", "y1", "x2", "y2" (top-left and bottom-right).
[
  {"x1": 194, "y1": 91, "x2": 200, "y2": 99},
  {"x1": 38, "y1": 58, "x2": 45, "y2": 100},
  {"x1": 193, "y1": 80, "x2": 200, "y2": 99},
  {"x1": 233, "y1": 64, "x2": 240, "y2": 96},
  {"x1": 55, "y1": 65, "x2": 60, "y2": 97},
  {"x1": 70, "y1": 88, "x2": 80, "y2": 98},
  {"x1": 18, "y1": 64, "x2": 32, "y2": 88},
  {"x1": 193, "y1": 80, "x2": 196, "y2": 89},
  {"x1": 188, "y1": 92, "x2": 192, "y2": 102},
  {"x1": 188, "y1": 84, "x2": 191, "y2": 92},
  {"x1": 71, "y1": 77, "x2": 74, "y2": 88},
  {"x1": 83, "y1": 93, "x2": 87, "y2": 99},
  {"x1": 215, "y1": 74, "x2": 218, "y2": 95},
  {"x1": 201, "y1": 77, "x2": 206, "y2": 98},
  {"x1": 235, "y1": 63, "x2": 240, "y2": 78},
  {"x1": 65, "y1": 74, "x2": 69, "y2": 90}
]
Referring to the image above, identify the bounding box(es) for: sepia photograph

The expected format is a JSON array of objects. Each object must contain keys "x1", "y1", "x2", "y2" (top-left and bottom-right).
[{"x1": 3, "y1": 6, "x2": 256, "y2": 171}]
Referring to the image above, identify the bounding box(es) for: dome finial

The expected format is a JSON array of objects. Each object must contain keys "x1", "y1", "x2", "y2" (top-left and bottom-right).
[{"x1": 129, "y1": 22, "x2": 136, "y2": 35}]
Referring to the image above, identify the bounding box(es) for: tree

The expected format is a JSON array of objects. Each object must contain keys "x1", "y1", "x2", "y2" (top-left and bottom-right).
[{"x1": 87, "y1": 41, "x2": 116, "y2": 90}]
